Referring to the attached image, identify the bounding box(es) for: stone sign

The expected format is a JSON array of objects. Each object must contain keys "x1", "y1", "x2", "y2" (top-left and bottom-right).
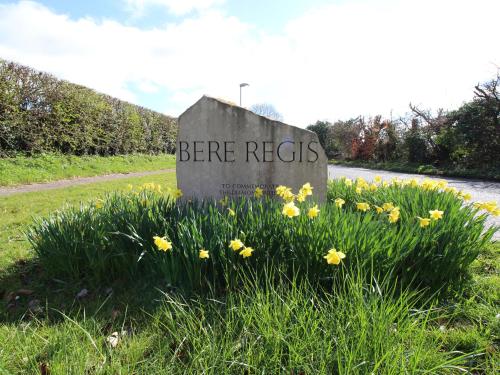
[{"x1": 176, "y1": 96, "x2": 328, "y2": 201}]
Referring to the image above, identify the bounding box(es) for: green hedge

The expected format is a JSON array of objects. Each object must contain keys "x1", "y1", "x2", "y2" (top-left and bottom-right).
[{"x1": 0, "y1": 59, "x2": 177, "y2": 156}]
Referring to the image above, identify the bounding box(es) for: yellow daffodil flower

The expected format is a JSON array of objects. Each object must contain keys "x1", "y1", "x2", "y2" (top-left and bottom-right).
[
  {"x1": 374, "y1": 175, "x2": 382, "y2": 183},
  {"x1": 307, "y1": 205, "x2": 320, "y2": 219},
  {"x1": 172, "y1": 188, "x2": 183, "y2": 199},
  {"x1": 459, "y1": 191, "x2": 472, "y2": 201},
  {"x1": 153, "y1": 236, "x2": 172, "y2": 252},
  {"x1": 229, "y1": 239, "x2": 244, "y2": 251},
  {"x1": 219, "y1": 196, "x2": 229, "y2": 206},
  {"x1": 276, "y1": 185, "x2": 288, "y2": 197},
  {"x1": 283, "y1": 202, "x2": 300, "y2": 218},
  {"x1": 369, "y1": 183, "x2": 378, "y2": 191},
  {"x1": 356, "y1": 202, "x2": 370, "y2": 212},
  {"x1": 388, "y1": 209, "x2": 400, "y2": 223},
  {"x1": 344, "y1": 178, "x2": 353, "y2": 186},
  {"x1": 324, "y1": 248, "x2": 346, "y2": 265},
  {"x1": 282, "y1": 188, "x2": 295, "y2": 202},
  {"x1": 296, "y1": 192, "x2": 306, "y2": 202},
  {"x1": 301, "y1": 182, "x2": 313, "y2": 196},
  {"x1": 382, "y1": 202, "x2": 394, "y2": 211},
  {"x1": 95, "y1": 199, "x2": 104, "y2": 209},
  {"x1": 335, "y1": 198, "x2": 345, "y2": 208},
  {"x1": 227, "y1": 208, "x2": 236, "y2": 216},
  {"x1": 355, "y1": 187, "x2": 362, "y2": 194},
  {"x1": 199, "y1": 249, "x2": 209, "y2": 259},
  {"x1": 429, "y1": 209, "x2": 444, "y2": 220},
  {"x1": 239, "y1": 247, "x2": 254, "y2": 258},
  {"x1": 375, "y1": 206, "x2": 384, "y2": 214},
  {"x1": 417, "y1": 217, "x2": 431, "y2": 228},
  {"x1": 254, "y1": 187, "x2": 263, "y2": 198}
]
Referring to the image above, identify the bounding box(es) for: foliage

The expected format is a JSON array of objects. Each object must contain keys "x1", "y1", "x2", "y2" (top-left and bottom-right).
[
  {"x1": 0, "y1": 153, "x2": 175, "y2": 186},
  {"x1": 28, "y1": 178, "x2": 496, "y2": 293},
  {"x1": 0, "y1": 59, "x2": 177, "y2": 156},
  {"x1": 0, "y1": 271, "x2": 478, "y2": 374},
  {"x1": 307, "y1": 73, "x2": 500, "y2": 174}
]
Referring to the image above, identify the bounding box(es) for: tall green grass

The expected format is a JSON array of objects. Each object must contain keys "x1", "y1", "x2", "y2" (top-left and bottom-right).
[
  {"x1": 0, "y1": 272, "x2": 477, "y2": 374},
  {"x1": 27, "y1": 179, "x2": 496, "y2": 293}
]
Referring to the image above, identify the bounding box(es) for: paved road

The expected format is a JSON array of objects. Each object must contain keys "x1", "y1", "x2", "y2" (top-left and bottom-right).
[
  {"x1": 328, "y1": 165, "x2": 500, "y2": 239},
  {"x1": 0, "y1": 169, "x2": 175, "y2": 197}
]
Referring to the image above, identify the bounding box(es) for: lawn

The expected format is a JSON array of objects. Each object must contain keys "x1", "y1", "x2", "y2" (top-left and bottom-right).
[
  {"x1": 0, "y1": 153, "x2": 176, "y2": 186},
  {"x1": 0, "y1": 173, "x2": 498, "y2": 373}
]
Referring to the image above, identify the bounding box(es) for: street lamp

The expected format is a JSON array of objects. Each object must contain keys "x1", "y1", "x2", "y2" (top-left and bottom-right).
[{"x1": 239, "y1": 83, "x2": 249, "y2": 106}]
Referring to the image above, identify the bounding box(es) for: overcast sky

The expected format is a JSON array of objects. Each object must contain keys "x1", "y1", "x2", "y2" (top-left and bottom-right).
[{"x1": 0, "y1": 0, "x2": 499, "y2": 126}]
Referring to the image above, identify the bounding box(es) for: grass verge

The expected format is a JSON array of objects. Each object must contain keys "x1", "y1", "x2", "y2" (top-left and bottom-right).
[
  {"x1": 0, "y1": 174, "x2": 498, "y2": 373},
  {"x1": 0, "y1": 153, "x2": 175, "y2": 186},
  {"x1": 330, "y1": 159, "x2": 500, "y2": 181}
]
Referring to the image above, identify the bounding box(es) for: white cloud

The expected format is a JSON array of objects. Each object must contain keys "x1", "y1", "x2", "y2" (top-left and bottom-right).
[
  {"x1": 125, "y1": 0, "x2": 225, "y2": 16},
  {"x1": 0, "y1": 0, "x2": 499, "y2": 126}
]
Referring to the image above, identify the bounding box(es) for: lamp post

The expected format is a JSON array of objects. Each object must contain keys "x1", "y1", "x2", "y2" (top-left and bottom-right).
[{"x1": 239, "y1": 83, "x2": 249, "y2": 106}]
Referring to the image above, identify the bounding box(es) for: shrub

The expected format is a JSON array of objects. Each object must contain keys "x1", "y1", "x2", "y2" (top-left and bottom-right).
[
  {"x1": 0, "y1": 59, "x2": 177, "y2": 156},
  {"x1": 28, "y1": 178, "x2": 496, "y2": 294}
]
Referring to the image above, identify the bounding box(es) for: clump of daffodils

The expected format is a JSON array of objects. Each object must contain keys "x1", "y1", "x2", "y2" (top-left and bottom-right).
[
  {"x1": 278, "y1": 183, "x2": 319, "y2": 219},
  {"x1": 229, "y1": 239, "x2": 254, "y2": 258},
  {"x1": 473, "y1": 201, "x2": 499, "y2": 216}
]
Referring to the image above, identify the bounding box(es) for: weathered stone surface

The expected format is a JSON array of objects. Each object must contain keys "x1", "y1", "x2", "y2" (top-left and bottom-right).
[{"x1": 176, "y1": 96, "x2": 328, "y2": 201}]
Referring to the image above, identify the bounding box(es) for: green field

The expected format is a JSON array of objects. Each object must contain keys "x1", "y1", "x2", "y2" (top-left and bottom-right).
[
  {"x1": 0, "y1": 153, "x2": 175, "y2": 186},
  {"x1": 0, "y1": 172, "x2": 499, "y2": 373}
]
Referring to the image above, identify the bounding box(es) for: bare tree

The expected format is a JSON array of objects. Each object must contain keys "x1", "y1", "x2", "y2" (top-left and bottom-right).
[{"x1": 250, "y1": 103, "x2": 284, "y2": 122}]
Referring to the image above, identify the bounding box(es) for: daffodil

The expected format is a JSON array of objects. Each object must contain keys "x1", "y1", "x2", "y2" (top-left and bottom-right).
[
  {"x1": 228, "y1": 208, "x2": 236, "y2": 216},
  {"x1": 356, "y1": 202, "x2": 370, "y2": 212},
  {"x1": 282, "y1": 189, "x2": 295, "y2": 202},
  {"x1": 369, "y1": 183, "x2": 378, "y2": 192},
  {"x1": 239, "y1": 247, "x2": 254, "y2": 258},
  {"x1": 199, "y1": 249, "x2": 209, "y2": 259},
  {"x1": 95, "y1": 199, "x2": 104, "y2": 209},
  {"x1": 301, "y1": 182, "x2": 313, "y2": 196},
  {"x1": 374, "y1": 175, "x2": 382, "y2": 183},
  {"x1": 323, "y1": 248, "x2": 346, "y2": 265},
  {"x1": 388, "y1": 209, "x2": 400, "y2": 223},
  {"x1": 229, "y1": 239, "x2": 244, "y2": 251},
  {"x1": 126, "y1": 184, "x2": 133, "y2": 191},
  {"x1": 307, "y1": 205, "x2": 320, "y2": 219},
  {"x1": 459, "y1": 191, "x2": 472, "y2": 201},
  {"x1": 276, "y1": 185, "x2": 288, "y2": 197},
  {"x1": 254, "y1": 187, "x2": 263, "y2": 198},
  {"x1": 296, "y1": 192, "x2": 306, "y2": 202},
  {"x1": 437, "y1": 180, "x2": 448, "y2": 189},
  {"x1": 172, "y1": 188, "x2": 183, "y2": 199},
  {"x1": 408, "y1": 178, "x2": 419, "y2": 187},
  {"x1": 153, "y1": 236, "x2": 172, "y2": 252},
  {"x1": 335, "y1": 198, "x2": 345, "y2": 208},
  {"x1": 283, "y1": 202, "x2": 300, "y2": 218},
  {"x1": 492, "y1": 208, "x2": 500, "y2": 217},
  {"x1": 344, "y1": 178, "x2": 353, "y2": 187},
  {"x1": 355, "y1": 187, "x2": 362, "y2": 194},
  {"x1": 417, "y1": 217, "x2": 431, "y2": 228},
  {"x1": 219, "y1": 196, "x2": 229, "y2": 206},
  {"x1": 429, "y1": 209, "x2": 444, "y2": 220},
  {"x1": 382, "y1": 202, "x2": 394, "y2": 212},
  {"x1": 375, "y1": 206, "x2": 384, "y2": 214}
]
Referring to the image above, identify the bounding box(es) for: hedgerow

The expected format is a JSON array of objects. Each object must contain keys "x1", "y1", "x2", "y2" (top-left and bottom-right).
[
  {"x1": 0, "y1": 59, "x2": 177, "y2": 156},
  {"x1": 28, "y1": 177, "x2": 497, "y2": 294}
]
